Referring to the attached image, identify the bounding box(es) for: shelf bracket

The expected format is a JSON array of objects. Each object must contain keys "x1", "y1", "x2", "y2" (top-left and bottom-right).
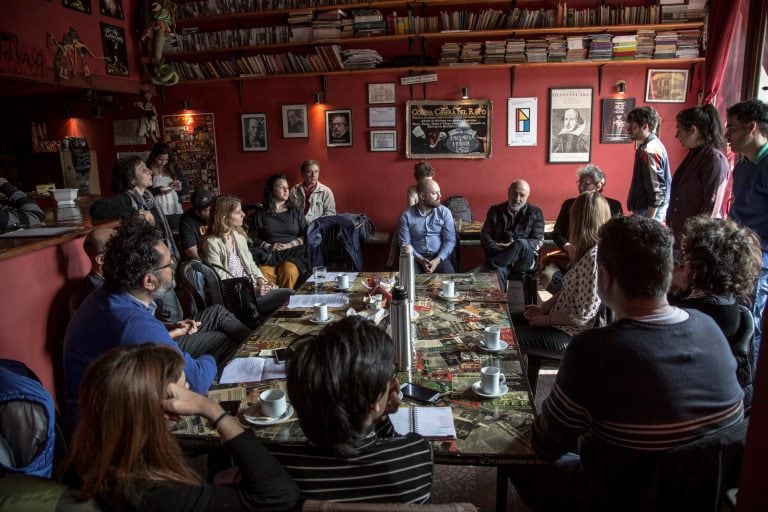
[
  {"x1": 159, "y1": 85, "x2": 166, "y2": 107},
  {"x1": 238, "y1": 80, "x2": 244, "y2": 108},
  {"x1": 510, "y1": 67, "x2": 516, "y2": 97},
  {"x1": 597, "y1": 64, "x2": 605, "y2": 95},
  {"x1": 688, "y1": 63, "x2": 696, "y2": 94},
  {"x1": 408, "y1": 70, "x2": 414, "y2": 100}
]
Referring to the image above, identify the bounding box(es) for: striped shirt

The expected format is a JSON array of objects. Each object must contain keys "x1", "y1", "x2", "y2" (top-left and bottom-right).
[{"x1": 265, "y1": 419, "x2": 434, "y2": 503}]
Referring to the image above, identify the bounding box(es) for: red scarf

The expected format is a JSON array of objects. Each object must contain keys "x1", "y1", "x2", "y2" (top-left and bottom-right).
[{"x1": 302, "y1": 183, "x2": 317, "y2": 214}]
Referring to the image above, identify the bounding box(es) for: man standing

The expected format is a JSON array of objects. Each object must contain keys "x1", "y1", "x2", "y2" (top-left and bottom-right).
[
  {"x1": 481, "y1": 180, "x2": 544, "y2": 283},
  {"x1": 0, "y1": 177, "x2": 45, "y2": 229},
  {"x1": 626, "y1": 106, "x2": 671, "y2": 221},
  {"x1": 726, "y1": 99, "x2": 768, "y2": 353},
  {"x1": 510, "y1": 216, "x2": 744, "y2": 510},
  {"x1": 399, "y1": 179, "x2": 456, "y2": 274},
  {"x1": 64, "y1": 218, "x2": 218, "y2": 430},
  {"x1": 178, "y1": 188, "x2": 213, "y2": 260},
  {"x1": 290, "y1": 159, "x2": 336, "y2": 224}
]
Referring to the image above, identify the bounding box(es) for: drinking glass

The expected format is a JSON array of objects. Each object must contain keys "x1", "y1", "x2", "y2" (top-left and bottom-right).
[{"x1": 313, "y1": 266, "x2": 327, "y2": 292}]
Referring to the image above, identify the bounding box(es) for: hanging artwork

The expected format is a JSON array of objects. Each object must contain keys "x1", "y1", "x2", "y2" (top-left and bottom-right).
[
  {"x1": 62, "y1": 0, "x2": 92, "y2": 14},
  {"x1": 242, "y1": 113, "x2": 268, "y2": 151},
  {"x1": 548, "y1": 87, "x2": 593, "y2": 163},
  {"x1": 406, "y1": 100, "x2": 492, "y2": 159},
  {"x1": 100, "y1": 23, "x2": 129, "y2": 77},
  {"x1": 162, "y1": 113, "x2": 220, "y2": 199},
  {"x1": 600, "y1": 98, "x2": 635, "y2": 143},
  {"x1": 99, "y1": 0, "x2": 124, "y2": 19},
  {"x1": 507, "y1": 97, "x2": 537, "y2": 147}
]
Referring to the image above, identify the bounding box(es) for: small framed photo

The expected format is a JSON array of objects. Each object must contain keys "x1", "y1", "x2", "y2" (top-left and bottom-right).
[
  {"x1": 241, "y1": 113, "x2": 267, "y2": 152},
  {"x1": 99, "y1": 0, "x2": 124, "y2": 19},
  {"x1": 369, "y1": 106, "x2": 396, "y2": 127},
  {"x1": 645, "y1": 69, "x2": 689, "y2": 103},
  {"x1": 326, "y1": 109, "x2": 352, "y2": 147},
  {"x1": 370, "y1": 130, "x2": 397, "y2": 152},
  {"x1": 549, "y1": 87, "x2": 593, "y2": 164},
  {"x1": 62, "y1": 0, "x2": 92, "y2": 14},
  {"x1": 281, "y1": 104, "x2": 308, "y2": 138},
  {"x1": 368, "y1": 82, "x2": 396, "y2": 104}
]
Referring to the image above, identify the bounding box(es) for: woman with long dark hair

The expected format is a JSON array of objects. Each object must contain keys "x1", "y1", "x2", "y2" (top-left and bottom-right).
[
  {"x1": 147, "y1": 143, "x2": 189, "y2": 229},
  {"x1": 666, "y1": 104, "x2": 729, "y2": 242},
  {"x1": 65, "y1": 343, "x2": 299, "y2": 511}
]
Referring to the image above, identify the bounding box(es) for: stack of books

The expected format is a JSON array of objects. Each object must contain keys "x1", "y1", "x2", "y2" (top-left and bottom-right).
[
  {"x1": 612, "y1": 34, "x2": 637, "y2": 60},
  {"x1": 525, "y1": 38, "x2": 548, "y2": 62},
  {"x1": 341, "y1": 48, "x2": 383, "y2": 69},
  {"x1": 546, "y1": 36, "x2": 567, "y2": 62},
  {"x1": 566, "y1": 36, "x2": 587, "y2": 61},
  {"x1": 661, "y1": 4, "x2": 688, "y2": 23},
  {"x1": 459, "y1": 42, "x2": 483, "y2": 64},
  {"x1": 676, "y1": 29, "x2": 702, "y2": 58},
  {"x1": 351, "y1": 9, "x2": 386, "y2": 36},
  {"x1": 654, "y1": 31, "x2": 679, "y2": 59},
  {"x1": 312, "y1": 9, "x2": 347, "y2": 41},
  {"x1": 505, "y1": 38, "x2": 527, "y2": 63},
  {"x1": 588, "y1": 34, "x2": 613, "y2": 61},
  {"x1": 439, "y1": 42, "x2": 461, "y2": 65},
  {"x1": 636, "y1": 30, "x2": 656, "y2": 59},
  {"x1": 484, "y1": 40, "x2": 506, "y2": 64},
  {"x1": 288, "y1": 9, "x2": 313, "y2": 42}
]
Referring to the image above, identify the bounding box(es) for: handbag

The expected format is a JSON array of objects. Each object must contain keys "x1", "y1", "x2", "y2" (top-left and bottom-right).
[{"x1": 210, "y1": 264, "x2": 260, "y2": 327}]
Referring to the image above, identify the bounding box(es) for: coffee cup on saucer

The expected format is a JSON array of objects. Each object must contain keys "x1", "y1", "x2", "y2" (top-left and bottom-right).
[
  {"x1": 313, "y1": 302, "x2": 328, "y2": 322},
  {"x1": 336, "y1": 274, "x2": 349, "y2": 289},
  {"x1": 259, "y1": 389, "x2": 287, "y2": 417},
  {"x1": 441, "y1": 280, "x2": 455, "y2": 297},
  {"x1": 480, "y1": 366, "x2": 506, "y2": 395},
  {"x1": 482, "y1": 326, "x2": 501, "y2": 349}
]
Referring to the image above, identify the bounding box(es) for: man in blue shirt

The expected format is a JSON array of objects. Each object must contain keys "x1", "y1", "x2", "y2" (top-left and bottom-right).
[
  {"x1": 398, "y1": 179, "x2": 456, "y2": 273},
  {"x1": 726, "y1": 99, "x2": 768, "y2": 354},
  {"x1": 63, "y1": 217, "x2": 216, "y2": 431}
]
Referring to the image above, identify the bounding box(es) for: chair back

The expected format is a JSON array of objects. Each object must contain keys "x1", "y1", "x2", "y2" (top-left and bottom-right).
[{"x1": 180, "y1": 260, "x2": 224, "y2": 311}]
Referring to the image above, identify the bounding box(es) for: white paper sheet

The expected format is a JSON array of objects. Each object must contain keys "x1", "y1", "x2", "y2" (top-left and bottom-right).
[
  {"x1": 287, "y1": 294, "x2": 350, "y2": 308},
  {"x1": 219, "y1": 357, "x2": 286, "y2": 384},
  {"x1": 305, "y1": 271, "x2": 358, "y2": 283}
]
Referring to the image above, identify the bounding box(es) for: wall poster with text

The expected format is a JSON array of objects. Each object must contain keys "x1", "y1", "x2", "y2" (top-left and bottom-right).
[
  {"x1": 162, "y1": 113, "x2": 219, "y2": 200},
  {"x1": 549, "y1": 87, "x2": 593, "y2": 163},
  {"x1": 601, "y1": 98, "x2": 635, "y2": 143},
  {"x1": 507, "y1": 97, "x2": 537, "y2": 146},
  {"x1": 406, "y1": 100, "x2": 492, "y2": 159}
]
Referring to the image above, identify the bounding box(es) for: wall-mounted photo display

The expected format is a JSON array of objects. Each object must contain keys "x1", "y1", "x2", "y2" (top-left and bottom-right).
[
  {"x1": 507, "y1": 97, "x2": 538, "y2": 147},
  {"x1": 600, "y1": 98, "x2": 635, "y2": 143},
  {"x1": 645, "y1": 69, "x2": 689, "y2": 103},
  {"x1": 62, "y1": 0, "x2": 91, "y2": 14},
  {"x1": 406, "y1": 100, "x2": 492, "y2": 159},
  {"x1": 282, "y1": 104, "x2": 308, "y2": 138},
  {"x1": 326, "y1": 109, "x2": 352, "y2": 147},
  {"x1": 370, "y1": 130, "x2": 397, "y2": 152},
  {"x1": 368, "y1": 82, "x2": 396, "y2": 104},
  {"x1": 100, "y1": 23, "x2": 128, "y2": 77},
  {"x1": 241, "y1": 113, "x2": 267, "y2": 151},
  {"x1": 549, "y1": 87, "x2": 593, "y2": 163},
  {"x1": 162, "y1": 113, "x2": 219, "y2": 198},
  {"x1": 99, "y1": 0, "x2": 123, "y2": 19},
  {"x1": 368, "y1": 106, "x2": 396, "y2": 127}
]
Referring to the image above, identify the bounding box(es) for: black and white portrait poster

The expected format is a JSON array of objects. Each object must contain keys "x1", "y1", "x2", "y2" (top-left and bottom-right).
[
  {"x1": 100, "y1": 23, "x2": 128, "y2": 77},
  {"x1": 99, "y1": 0, "x2": 123, "y2": 19},
  {"x1": 549, "y1": 87, "x2": 593, "y2": 163}
]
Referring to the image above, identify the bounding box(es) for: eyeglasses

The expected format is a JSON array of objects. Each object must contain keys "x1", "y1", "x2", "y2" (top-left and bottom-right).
[{"x1": 153, "y1": 256, "x2": 178, "y2": 272}]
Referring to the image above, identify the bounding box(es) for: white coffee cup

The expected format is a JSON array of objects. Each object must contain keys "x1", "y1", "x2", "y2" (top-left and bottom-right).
[
  {"x1": 259, "y1": 389, "x2": 287, "y2": 417},
  {"x1": 483, "y1": 326, "x2": 501, "y2": 349},
  {"x1": 313, "y1": 302, "x2": 328, "y2": 322},
  {"x1": 480, "y1": 366, "x2": 506, "y2": 395},
  {"x1": 336, "y1": 274, "x2": 349, "y2": 289},
  {"x1": 441, "y1": 280, "x2": 455, "y2": 297}
]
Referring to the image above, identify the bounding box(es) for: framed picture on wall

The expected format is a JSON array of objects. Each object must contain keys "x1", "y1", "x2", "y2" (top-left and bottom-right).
[
  {"x1": 370, "y1": 130, "x2": 397, "y2": 152},
  {"x1": 241, "y1": 113, "x2": 267, "y2": 151},
  {"x1": 368, "y1": 83, "x2": 396, "y2": 104},
  {"x1": 100, "y1": 23, "x2": 129, "y2": 77},
  {"x1": 368, "y1": 106, "x2": 396, "y2": 127},
  {"x1": 281, "y1": 104, "x2": 308, "y2": 138},
  {"x1": 406, "y1": 100, "x2": 492, "y2": 159},
  {"x1": 548, "y1": 87, "x2": 593, "y2": 163},
  {"x1": 600, "y1": 97, "x2": 635, "y2": 143},
  {"x1": 645, "y1": 69, "x2": 689, "y2": 103},
  {"x1": 62, "y1": 0, "x2": 92, "y2": 14},
  {"x1": 99, "y1": 0, "x2": 124, "y2": 19},
  {"x1": 326, "y1": 109, "x2": 352, "y2": 147}
]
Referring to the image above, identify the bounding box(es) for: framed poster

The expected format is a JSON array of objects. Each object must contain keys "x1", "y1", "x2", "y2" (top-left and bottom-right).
[
  {"x1": 549, "y1": 88, "x2": 593, "y2": 163},
  {"x1": 100, "y1": 23, "x2": 129, "y2": 77},
  {"x1": 368, "y1": 82, "x2": 396, "y2": 104},
  {"x1": 507, "y1": 97, "x2": 538, "y2": 146},
  {"x1": 601, "y1": 98, "x2": 635, "y2": 143},
  {"x1": 99, "y1": 0, "x2": 123, "y2": 19},
  {"x1": 645, "y1": 69, "x2": 689, "y2": 103},
  {"x1": 241, "y1": 113, "x2": 267, "y2": 151},
  {"x1": 369, "y1": 106, "x2": 396, "y2": 127},
  {"x1": 162, "y1": 113, "x2": 219, "y2": 200},
  {"x1": 370, "y1": 130, "x2": 397, "y2": 152},
  {"x1": 326, "y1": 109, "x2": 352, "y2": 147},
  {"x1": 406, "y1": 100, "x2": 492, "y2": 159},
  {"x1": 282, "y1": 104, "x2": 308, "y2": 138},
  {"x1": 62, "y1": 0, "x2": 91, "y2": 14}
]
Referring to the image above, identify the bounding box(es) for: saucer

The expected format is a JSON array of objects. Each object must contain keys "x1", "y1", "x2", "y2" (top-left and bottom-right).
[
  {"x1": 243, "y1": 404, "x2": 295, "y2": 426},
  {"x1": 437, "y1": 291, "x2": 463, "y2": 302},
  {"x1": 309, "y1": 313, "x2": 336, "y2": 325},
  {"x1": 477, "y1": 340, "x2": 509, "y2": 353},
  {"x1": 334, "y1": 285, "x2": 351, "y2": 292},
  {"x1": 472, "y1": 381, "x2": 509, "y2": 398}
]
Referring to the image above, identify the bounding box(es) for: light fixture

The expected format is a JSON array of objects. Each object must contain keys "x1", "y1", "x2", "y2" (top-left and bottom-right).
[
  {"x1": 615, "y1": 80, "x2": 626, "y2": 94},
  {"x1": 461, "y1": 86, "x2": 469, "y2": 99},
  {"x1": 314, "y1": 91, "x2": 325, "y2": 104}
]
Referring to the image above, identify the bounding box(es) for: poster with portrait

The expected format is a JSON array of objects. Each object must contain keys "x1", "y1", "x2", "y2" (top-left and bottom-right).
[
  {"x1": 100, "y1": 23, "x2": 129, "y2": 77},
  {"x1": 406, "y1": 100, "x2": 492, "y2": 159},
  {"x1": 507, "y1": 97, "x2": 537, "y2": 146},
  {"x1": 62, "y1": 0, "x2": 91, "y2": 14},
  {"x1": 549, "y1": 88, "x2": 593, "y2": 163},
  {"x1": 600, "y1": 98, "x2": 635, "y2": 143},
  {"x1": 326, "y1": 109, "x2": 352, "y2": 147},
  {"x1": 281, "y1": 104, "x2": 308, "y2": 138},
  {"x1": 241, "y1": 113, "x2": 267, "y2": 151},
  {"x1": 99, "y1": 0, "x2": 123, "y2": 19}
]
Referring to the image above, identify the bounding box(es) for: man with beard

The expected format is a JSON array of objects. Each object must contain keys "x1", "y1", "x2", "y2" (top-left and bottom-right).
[
  {"x1": 63, "y1": 217, "x2": 216, "y2": 432},
  {"x1": 481, "y1": 179, "x2": 544, "y2": 283},
  {"x1": 398, "y1": 178, "x2": 456, "y2": 273}
]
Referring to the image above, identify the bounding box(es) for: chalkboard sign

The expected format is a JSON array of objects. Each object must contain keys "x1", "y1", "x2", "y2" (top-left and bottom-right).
[
  {"x1": 406, "y1": 100, "x2": 492, "y2": 159},
  {"x1": 69, "y1": 138, "x2": 92, "y2": 194}
]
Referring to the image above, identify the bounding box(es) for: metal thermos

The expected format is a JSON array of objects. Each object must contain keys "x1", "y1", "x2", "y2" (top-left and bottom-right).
[
  {"x1": 399, "y1": 244, "x2": 416, "y2": 306},
  {"x1": 390, "y1": 286, "x2": 412, "y2": 372}
]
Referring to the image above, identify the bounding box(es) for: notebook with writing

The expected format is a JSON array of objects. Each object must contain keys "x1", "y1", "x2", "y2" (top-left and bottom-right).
[{"x1": 389, "y1": 406, "x2": 457, "y2": 440}]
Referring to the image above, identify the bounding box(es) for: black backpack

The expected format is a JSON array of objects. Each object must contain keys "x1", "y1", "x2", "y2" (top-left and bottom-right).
[{"x1": 442, "y1": 196, "x2": 473, "y2": 222}]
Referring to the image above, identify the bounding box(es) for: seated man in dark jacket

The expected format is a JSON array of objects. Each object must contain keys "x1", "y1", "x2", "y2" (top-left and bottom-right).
[{"x1": 0, "y1": 178, "x2": 44, "y2": 229}]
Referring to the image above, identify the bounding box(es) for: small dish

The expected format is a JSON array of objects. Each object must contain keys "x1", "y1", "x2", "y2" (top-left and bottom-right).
[
  {"x1": 309, "y1": 313, "x2": 336, "y2": 325},
  {"x1": 334, "y1": 285, "x2": 351, "y2": 292},
  {"x1": 243, "y1": 404, "x2": 295, "y2": 426},
  {"x1": 472, "y1": 381, "x2": 509, "y2": 398},
  {"x1": 437, "y1": 291, "x2": 463, "y2": 302},
  {"x1": 477, "y1": 340, "x2": 509, "y2": 353}
]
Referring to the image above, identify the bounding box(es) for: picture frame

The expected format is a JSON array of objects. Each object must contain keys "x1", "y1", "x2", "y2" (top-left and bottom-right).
[
  {"x1": 548, "y1": 87, "x2": 593, "y2": 163},
  {"x1": 100, "y1": 23, "x2": 129, "y2": 77},
  {"x1": 62, "y1": 0, "x2": 91, "y2": 14},
  {"x1": 645, "y1": 69, "x2": 689, "y2": 103},
  {"x1": 370, "y1": 130, "x2": 397, "y2": 152},
  {"x1": 600, "y1": 98, "x2": 635, "y2": 143},
  {"x1": 368, "y1": 83, "x2": 396, "y2": 104},
  {"x1": 368, "y1": 106, "x2": 396, "y2": 127},
  {"x1": 99, "y1": 0, "x2": 123, "y2": 19},
  {"x1": 281, "y1": 104, "x2": 308, "y2": 138},
  {"x1": 326, "y1": 109, "x2": 352, "y2": 147},
  {"x1": 406, "y1": 100, "x2": 492, "y2": 159},
  {"x1": 241, "y1": 113, "x2": 267, "y2": 152},
  {"x1": 507, "y1": 97, "x2": 538, "y2": 147}
]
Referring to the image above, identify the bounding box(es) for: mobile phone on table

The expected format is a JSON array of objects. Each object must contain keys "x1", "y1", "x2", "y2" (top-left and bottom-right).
[
  {"x1": 400, "y1": 382, "x2": 441, "y2": 404},
  {"x1": 273, "y1": 347, "x2": 288, "y2": 364}
]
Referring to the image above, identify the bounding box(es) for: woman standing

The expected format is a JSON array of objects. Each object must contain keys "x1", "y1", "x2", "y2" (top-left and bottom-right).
[
  {"x1": 249, "y1": 174, "x2": 308, "y2": 289},
  {"x1": 515, "y1": 192, "x2": 612, "y2": 392},
  {"x1": 148, "y1": 143, "x2": 188, "y2": 229},
  {"x1": 666, "y1": 104, "x2": 729, "y2": 242},
  {"x1": 65, "y1": 343, "x2": 299, "y2": 511}
]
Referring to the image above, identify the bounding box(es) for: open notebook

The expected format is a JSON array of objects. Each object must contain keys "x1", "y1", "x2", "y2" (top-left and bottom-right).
[{"x1": 389, "y1": 406, "x2": 457, "y2": 440}]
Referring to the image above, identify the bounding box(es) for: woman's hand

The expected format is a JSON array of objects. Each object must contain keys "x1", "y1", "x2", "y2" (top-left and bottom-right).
[
  {"x1": 163, "y1": 382, "x2": 215, "y2": 420},
  {"x1": 171, "y1": 179, "x2": 182, "y2": 191},
  {"x1": 254, "y1": 280, "x2": 277, "y2": 297},
  {"x1": 271, "y1": 242, "x2": 291, "y2": 251}
]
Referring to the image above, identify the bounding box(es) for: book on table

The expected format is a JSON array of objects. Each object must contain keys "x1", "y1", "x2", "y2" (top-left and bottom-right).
[{"x1": 389, "y1": 406, "x2": 457, "y2": 440}]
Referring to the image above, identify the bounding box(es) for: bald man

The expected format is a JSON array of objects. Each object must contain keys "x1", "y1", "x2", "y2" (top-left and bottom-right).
[
  {"x1": 70, "y1": 227, "x2": 116, "y2": 313},
  {"x1": 398, "y1": 179, "x2": 456, "y2": 274},
  {"x1": 480, "y1": 180, "x2": 544, "y2": 284}
]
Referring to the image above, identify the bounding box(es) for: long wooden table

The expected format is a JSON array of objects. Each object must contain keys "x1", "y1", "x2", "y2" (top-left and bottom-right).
[{"x1": 173, "y1": 272, "x2": 538, "y2": 511}]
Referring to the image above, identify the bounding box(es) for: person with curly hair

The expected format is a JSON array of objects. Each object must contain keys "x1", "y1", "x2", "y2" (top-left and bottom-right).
[{"x1": 670, "y1": 216, "x2": 763, "y2": 408}]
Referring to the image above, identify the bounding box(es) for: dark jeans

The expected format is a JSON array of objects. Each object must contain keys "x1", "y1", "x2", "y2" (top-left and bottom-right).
[
  {"x1": 485, "y1": 240, "x2": 537, "y2": 283},
  {"x1": 512, "y1": 313, "x2": 573, "y2": 393},
  {"x1": 177, "y1": 304, "x2": 252, "y2": 364},
  {"x1": 507, "y1": 453, "x2": 588, "y2": 512},
  {"x1": 414, "y1": 255, "x2": 455, "y2": 274}
]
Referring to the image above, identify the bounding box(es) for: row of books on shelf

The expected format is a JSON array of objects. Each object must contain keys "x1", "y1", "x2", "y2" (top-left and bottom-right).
[{"x1": 176, "y1": 0, "x2": 385, "y2": 19}]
